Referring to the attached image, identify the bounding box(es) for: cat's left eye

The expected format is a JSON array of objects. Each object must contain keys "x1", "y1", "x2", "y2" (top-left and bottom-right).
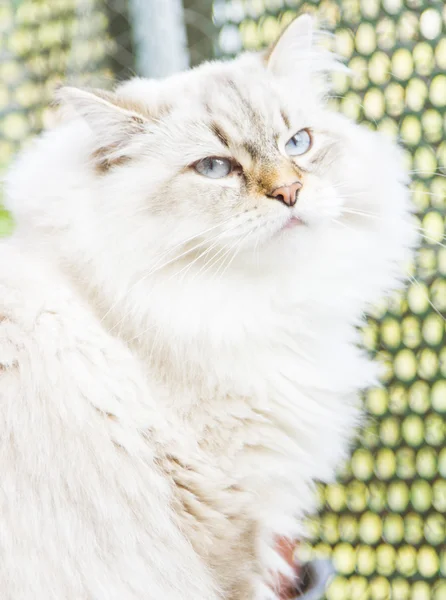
[
  {"x1": 194, "y1": 157, "x2": 233, "y2": 179},
  {"x1": 285, "y1": 129, "x2": 312, "y2": 157}
]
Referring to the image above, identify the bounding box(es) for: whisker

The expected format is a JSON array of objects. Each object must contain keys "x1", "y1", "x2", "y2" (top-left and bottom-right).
[
  {"x1": 340, "y1": 208, "x2": 445, "y2": 245},
  {"x1": 409, "y1": 170, "x2": 446, "y2": 179},
  {"x1": 410, "y1": 189, "x2": 445, "y2": 197},
  {"x1": 210, "y1": 234, "x2": 247, "y2": 282},
  {"x1": 101, "y1": 215, "x2": 241, "y2": 326},
  {"x1": 141, "y1": 215, "x2": 237, "y2": 275},
  {"x1": 170, "y1": 230, "x2": 235, "y2": 284},
  {"x1": 125, "y1": 231, "x2": 242, "y2": 342},
  {"x1": 128, "y1": 232, "x2": 244, "y2": 345},
  {"x1": 341, "y1": 207, "x2": 380, "y2": 218},
  {"x1": 187, "y1": 236, "x2": 236, "y2": 284},
  {"x1": 253, "y1": 228, "x2": 262, "y2": 272},
  {"x1": 106, "y1": 221, "x2": 245, "y2": 334},
  {"x1": 420, "y1": 234, "x2": 446, "y2": 248},
  {"x1": 331, "y1": 218, "x2": 357, "y2": 233},
  {"x1": 217, "y1": 230, "x2": 253, "y2": 282},
  {"x1": 104, "y1": 237, "x2": 212, "y2": 332}
]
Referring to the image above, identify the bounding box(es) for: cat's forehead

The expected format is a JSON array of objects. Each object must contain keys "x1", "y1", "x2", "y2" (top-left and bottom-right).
[
  {"x1": 169, "y1": 62, "x2": 294, "y2": 147},
  {"x1": 120, "y1": 61, "x2": 314, "y2": 158},
  {"x1": 120, "y1": 59, "x2": 311, "y2": 143},
  {"x1": 205, "y1": 75, "x2": 283, "y2": 133}
]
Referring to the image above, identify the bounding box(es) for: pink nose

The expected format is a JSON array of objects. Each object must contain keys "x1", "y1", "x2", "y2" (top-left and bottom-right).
[{"x1": 269, "y1": 181, "x2": 302, "y2": 207}]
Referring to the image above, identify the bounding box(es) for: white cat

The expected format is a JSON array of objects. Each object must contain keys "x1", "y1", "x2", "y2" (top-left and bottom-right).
[{"x1": 0, "y1": 15, "x2": 416, "y2": 600}]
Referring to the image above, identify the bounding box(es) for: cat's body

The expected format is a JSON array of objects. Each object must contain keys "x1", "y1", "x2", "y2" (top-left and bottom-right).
[{"x1": 0, "y1": 16, "x2": 416, "y2": 600}]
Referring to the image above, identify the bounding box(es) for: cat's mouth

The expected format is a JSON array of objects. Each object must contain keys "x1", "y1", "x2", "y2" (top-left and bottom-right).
[{"x1": 283, "y1": 215, "x2": 305, "y2": 230}]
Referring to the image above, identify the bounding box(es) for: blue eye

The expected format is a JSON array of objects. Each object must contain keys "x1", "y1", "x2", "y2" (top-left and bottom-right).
[
  {"x1": 285, "y1": 128, "x2": 312, "y2": 156},
  {"x1": 194, "y1": 157, "x2": 233, "y2": 178}
]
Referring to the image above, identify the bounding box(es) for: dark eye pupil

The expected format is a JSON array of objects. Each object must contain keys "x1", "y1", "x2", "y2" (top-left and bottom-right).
[
  {"x1": 210, "y1": 158, "x2": 223, "y2": 170},
  {"x1": 200, "y1": 158, "x2": 226, "y2": 172}
]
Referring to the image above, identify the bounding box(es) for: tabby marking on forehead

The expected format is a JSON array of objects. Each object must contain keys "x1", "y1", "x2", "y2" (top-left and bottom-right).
[
  {"x1": 92, "y1": 147, "x2": 132, "y2": 173},
  {"x1": 210, "y1": 122, "x2": 230, "y2": 148},
  {"x1": 280, "y1": 110, "x2": 291, "y2": 130},
  {"x1": 225, "y1": 78, "x2": 263, "y2": 125},
  {"x1": 241, "y1": 142, "x2": 262, "y2": 162}
]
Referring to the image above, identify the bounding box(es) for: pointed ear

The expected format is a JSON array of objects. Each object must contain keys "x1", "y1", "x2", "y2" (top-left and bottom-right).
[
  {"x1": 266, "y1": 14, "x2": 314, "y2": 76},
  {"x1": 56, "y1": 86, "x2": 148, "y2": 146},
  {"x1": 266, "y1": 14, "x2": 343, "y2": 80}
]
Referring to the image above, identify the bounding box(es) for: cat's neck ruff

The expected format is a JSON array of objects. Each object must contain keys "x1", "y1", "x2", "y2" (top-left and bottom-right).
[{"x1": 83, "y1": 254, "x2": 376, "y2": 401}]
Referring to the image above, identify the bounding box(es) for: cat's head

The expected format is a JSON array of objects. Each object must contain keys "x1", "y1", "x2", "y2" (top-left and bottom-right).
[
  {"x1": 49, "y1": 15, "x2": 410, "y2": 268},
  {"x1": 7, "y1": 15, "x2": 415, "y2": 330}
]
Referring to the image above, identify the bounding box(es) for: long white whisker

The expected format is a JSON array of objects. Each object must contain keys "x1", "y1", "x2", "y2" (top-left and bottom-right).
[
  {"x1": 331, "y1": 218, "x2": 356, "y2": 233},
  {"x1": 215, "y1": 230, "x2": 253, "y2": 282},
  {"x1": 108, "y1": 226, "x2": 240, "y2": 334},
  {"x1": 420, "y1": 234, "x2": 446, "y2": 248},
  {"x1": 341, "y1": 208, "x2": 380, "y2": 218},
  {"x1": 193, "y1": 232, "x2": 244, "y2": 283},
  {"x1": 410, "y1": 190, "x2": 445, "y2": 197},
  {"x1": 209, "y1": 236, "x2": 245, "y2": 282},
  {"x1": 104, "y1": 238, "x2": 212, "y2": 331},
  {"x1": 119, "y1": 214, "x2": 253, "y2": 334},
  {"x1": 169, "y1": 229, "x2": 237, "y2": 284},
  {"x1": 101, "y1": 215, "x2": 240, "y2": 326},
  {"x1": 409, "y1": 170, "x2": 446, "y2": 178},
  {"x1": 188, "y1": 236, "x2": 237, "y2": 284},
  {"x1": 126, "y1": 241, "x2": 236, "y2": 344},
  {"x1": 148, "y1": 216, "x2": 237, "y2": 270},
  {"x1": 340, "y1": 209, "x2": 445, "y2": 245}
]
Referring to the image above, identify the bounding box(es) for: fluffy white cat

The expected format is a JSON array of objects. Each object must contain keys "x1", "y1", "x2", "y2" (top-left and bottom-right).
[{"x1": 0, "y1": 15, "x2": 416, "y2": 600}]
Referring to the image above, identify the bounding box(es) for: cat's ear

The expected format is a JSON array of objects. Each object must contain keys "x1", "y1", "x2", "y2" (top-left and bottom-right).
[
  {"x1": 266, "y1": 14, "x2": 315, "y2": 77},
  {"x1": 55, "y1": 87, "x2": 148, "y2": 166},
  {"x1": 266, "y1": 14, "x2": 342, "y2": 79}
]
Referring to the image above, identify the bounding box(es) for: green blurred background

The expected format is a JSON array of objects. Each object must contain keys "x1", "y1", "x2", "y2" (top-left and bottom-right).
[{"x1": 0, "y1": 1, "x2": 444, "y2": 598}]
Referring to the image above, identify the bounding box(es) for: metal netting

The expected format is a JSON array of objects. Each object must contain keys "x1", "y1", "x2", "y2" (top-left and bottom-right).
[
  {"x1": 184, "y1": 0, "x2": 218, "y2": 66},
  {"x1": 215, "y1": 1, "x2": 445, "y2": 599},
  {"x1": 104, "y1": 0, "x2": 135, "y2": 81}
]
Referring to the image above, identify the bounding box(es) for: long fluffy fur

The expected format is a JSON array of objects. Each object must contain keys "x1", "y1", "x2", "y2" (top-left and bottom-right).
[{"x1": 0, "y1": 16, "x2": 417, "y2": 600}]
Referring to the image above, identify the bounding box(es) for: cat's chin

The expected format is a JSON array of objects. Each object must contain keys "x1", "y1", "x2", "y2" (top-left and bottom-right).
[{"x1": 282, "y1": 216, "x2": 305, "y2": 230}]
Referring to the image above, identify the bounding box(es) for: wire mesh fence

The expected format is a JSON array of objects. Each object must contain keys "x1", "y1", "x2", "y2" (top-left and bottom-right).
[
  {"x1": 0, "y1": 1, "x2": 445, "y2": 598},
  {"x1": 105, "y1": 0, "x2": 135, "y2": 80}
]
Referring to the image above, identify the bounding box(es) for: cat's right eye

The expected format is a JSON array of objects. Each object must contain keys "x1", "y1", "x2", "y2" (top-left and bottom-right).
[{"x1": 193, "y1": 157, "x2": 233, "y2": 179}]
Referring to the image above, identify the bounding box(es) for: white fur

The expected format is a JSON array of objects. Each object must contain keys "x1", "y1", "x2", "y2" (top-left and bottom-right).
[{"x1": 0, "y1": 16, "x2": 417, "y2": 600}]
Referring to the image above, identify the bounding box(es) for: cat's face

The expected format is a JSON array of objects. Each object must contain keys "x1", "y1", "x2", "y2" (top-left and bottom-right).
[
  {"x1": 52, "y1": 18, "x2": 361, "y2": 265},
  {"x1": 35, "y1": 15, "x2": 411, "y2": 292},
  {"x1": 129, "y1": 62, "x2": 343, "y2": 249}
]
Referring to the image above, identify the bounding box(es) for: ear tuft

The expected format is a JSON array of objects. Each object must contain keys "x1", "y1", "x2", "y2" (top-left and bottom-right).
[
  {"x1": 55, "y1": 86, "x2": 149, "y2": 171},
  {"x1": 55, "y1": 87, "x2": 148, "y2": 167}
]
